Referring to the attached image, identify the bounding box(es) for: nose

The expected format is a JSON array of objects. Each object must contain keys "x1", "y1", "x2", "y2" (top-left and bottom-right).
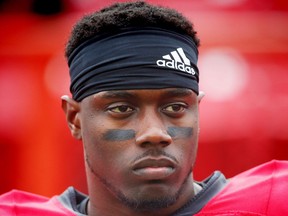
[{"x1": 135, "y1": 111, "x2": 172, "y2": 148}]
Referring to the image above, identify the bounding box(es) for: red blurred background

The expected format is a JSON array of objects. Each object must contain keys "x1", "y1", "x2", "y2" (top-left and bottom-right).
[{"x1": 0, "y1": 0, "x2": 288, "y2": 197}]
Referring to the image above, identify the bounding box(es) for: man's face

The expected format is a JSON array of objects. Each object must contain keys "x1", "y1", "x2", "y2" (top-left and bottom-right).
[{"x1": 64, "y1": 88, "x2": 201, "y2": 211}]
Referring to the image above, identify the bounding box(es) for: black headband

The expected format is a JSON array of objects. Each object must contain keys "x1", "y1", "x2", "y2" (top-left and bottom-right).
[{"x1": 68, "y1": 28, "x2": 199, "y2": 101}]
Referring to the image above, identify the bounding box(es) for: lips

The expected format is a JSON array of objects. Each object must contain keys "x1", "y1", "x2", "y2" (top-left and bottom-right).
[{"x1": 132, "y1": 158, "x2": 177, "y2": 180}]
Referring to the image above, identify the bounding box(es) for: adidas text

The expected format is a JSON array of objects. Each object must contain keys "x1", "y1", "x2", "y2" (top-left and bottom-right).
[{"x1": 156, "y1": 60, "x2": 196, "y2": 75}]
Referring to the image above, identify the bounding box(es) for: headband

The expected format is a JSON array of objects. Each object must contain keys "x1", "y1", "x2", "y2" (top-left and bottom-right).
[{"x1": 68, "y1": 28, "x2": 199, "y2": 101}]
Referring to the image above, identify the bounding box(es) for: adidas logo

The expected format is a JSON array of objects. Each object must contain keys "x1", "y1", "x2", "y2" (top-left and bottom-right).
[{"x1": 156, "y1": 48, "x2": 196, "y2": 75}]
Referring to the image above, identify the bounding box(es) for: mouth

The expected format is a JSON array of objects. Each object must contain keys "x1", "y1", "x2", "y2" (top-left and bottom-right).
[{"x1": 132, "y1": 158, "x2": 176, "y2": 180}]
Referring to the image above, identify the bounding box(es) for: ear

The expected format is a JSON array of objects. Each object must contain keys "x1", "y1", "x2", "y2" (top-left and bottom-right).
[
  {"x1": 197, "y1": 91, "x2": 205, "y2": 104},
  {"x1": 61, "y1": 95, "x2": 82, "y2": 140}
]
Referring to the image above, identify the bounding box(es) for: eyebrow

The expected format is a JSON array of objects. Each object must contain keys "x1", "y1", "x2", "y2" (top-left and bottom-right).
[
  {"x1": 100, "y1": 90, "x2": 134, "y2": 99},
  {"x1": 163, "y1": 88, "x2": 193, "y2": 97}
]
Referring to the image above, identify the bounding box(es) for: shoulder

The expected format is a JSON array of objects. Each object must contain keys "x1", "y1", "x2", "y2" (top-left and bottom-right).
[
  {"x1": 196, "y1": 160, "x2": 288, "y2": 216},
  {"x1": 0, "y1": 188, "x2": 76, "y2": 216}
]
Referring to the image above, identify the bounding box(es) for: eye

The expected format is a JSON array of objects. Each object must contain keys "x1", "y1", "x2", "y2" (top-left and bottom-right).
[
  {"x1": 162, "y1": 103, "x2": 187, "y2": 115},
  {"x1": 108, "y1": 105, "x2": 134, "y2": 114}
]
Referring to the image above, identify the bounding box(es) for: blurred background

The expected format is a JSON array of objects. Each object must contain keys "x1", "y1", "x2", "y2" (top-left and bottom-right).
[{"x1": 0, "y1": 0, "x2": 287, "y2": 197}]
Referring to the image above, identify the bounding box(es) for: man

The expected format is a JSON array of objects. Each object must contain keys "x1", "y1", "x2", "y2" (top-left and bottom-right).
[{"x1": 0, "y1": 1, "x2": 287, "y2": 216}]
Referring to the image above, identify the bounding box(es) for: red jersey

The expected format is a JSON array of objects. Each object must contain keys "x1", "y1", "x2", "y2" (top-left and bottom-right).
[
  {"x1": 0, "y1": 190, "x2": 77, "y2": 215},
  {"x1": 196, "y1": 160, "x2": 288, "y2": 216},
  {"x1": 0, "y1": 160, "x2": 287, "y2": 215}
]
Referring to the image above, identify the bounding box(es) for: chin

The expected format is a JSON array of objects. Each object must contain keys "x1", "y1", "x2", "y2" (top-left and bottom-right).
[{"x1": 119, "y1": 192, "x2": 180, "y2": 212}]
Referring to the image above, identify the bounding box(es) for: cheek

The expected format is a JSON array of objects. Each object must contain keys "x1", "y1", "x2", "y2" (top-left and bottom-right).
[
  {"x1": 81, "y1": 121, "x2": 111, "y2": 167},
  {"x1": 170, "y1": 126, "x2": 198, "y2": 165},
  {"x1": 186, "y1": 130, "x2": 199, "y2": 166},
  {"x1": 82, "y1": 126, "x2": 135, "y2": 172}
]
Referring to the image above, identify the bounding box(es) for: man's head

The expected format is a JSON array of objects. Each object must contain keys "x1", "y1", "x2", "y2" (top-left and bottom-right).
[{"x1": 62, "y1": 1, "x2": 203, "y2": 215}]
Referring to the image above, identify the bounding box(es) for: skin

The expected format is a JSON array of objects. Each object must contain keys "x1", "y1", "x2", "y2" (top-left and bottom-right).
[{"x1": 62, "y1": 88, "x2": 204, "y2": 216}]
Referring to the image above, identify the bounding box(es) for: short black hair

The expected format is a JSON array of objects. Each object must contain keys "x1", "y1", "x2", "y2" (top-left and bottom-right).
[{"x1": 65, "y1": 1, "x2": 200, "y2": 59}]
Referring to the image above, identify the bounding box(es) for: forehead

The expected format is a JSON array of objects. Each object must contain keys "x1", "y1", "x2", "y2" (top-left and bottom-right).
[{"x1": 95, "y1": 88, "x2": 195, "y2": 100}]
